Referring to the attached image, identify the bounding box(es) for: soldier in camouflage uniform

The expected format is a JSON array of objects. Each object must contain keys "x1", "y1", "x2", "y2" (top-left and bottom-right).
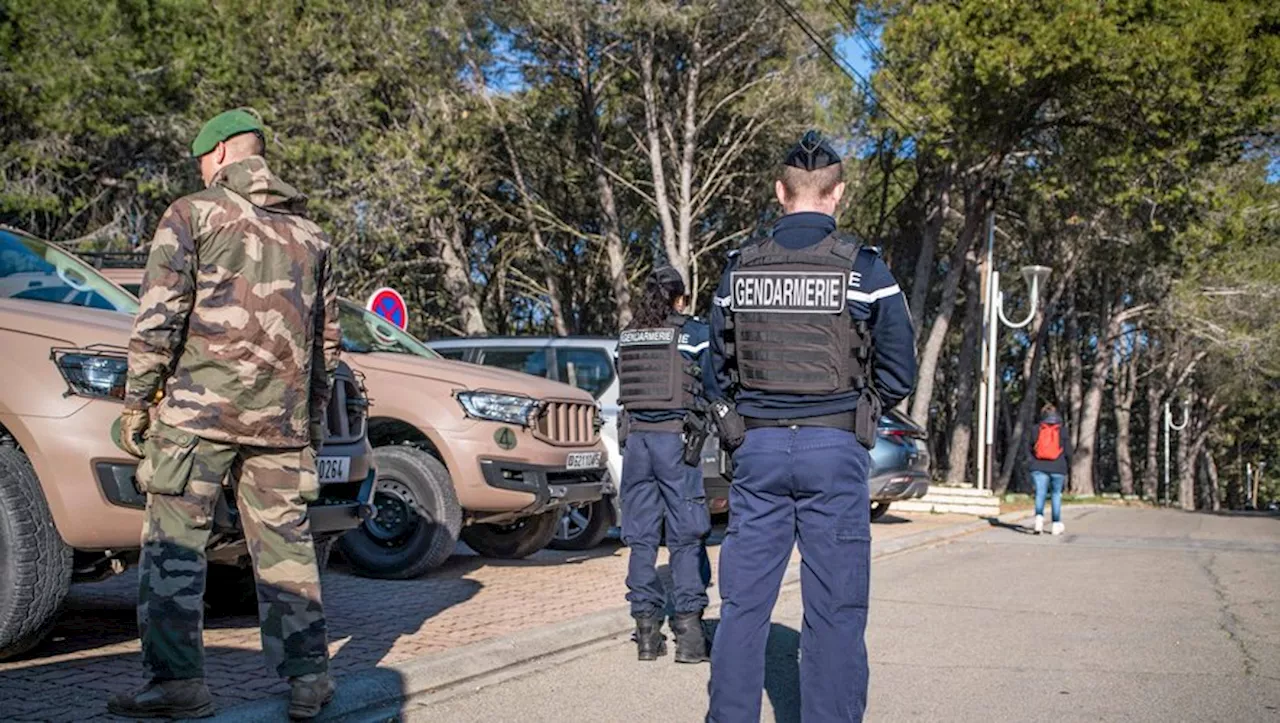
[{"x1": 108, "y1": 109, "x2": 342, "y2": 720}]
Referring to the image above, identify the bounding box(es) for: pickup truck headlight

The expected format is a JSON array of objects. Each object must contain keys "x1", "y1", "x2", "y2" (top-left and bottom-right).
[
  {"x1": 456, "y1": 391, "x2": 539, "y2": 426},
  {"x1": 52, "y1": 351, "x2": 128, "y2": 400}
]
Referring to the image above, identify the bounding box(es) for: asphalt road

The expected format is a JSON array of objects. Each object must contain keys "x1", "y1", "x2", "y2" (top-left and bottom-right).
[{"x1": 403, "y1": 507, "x2": 1280, "y2": 722}]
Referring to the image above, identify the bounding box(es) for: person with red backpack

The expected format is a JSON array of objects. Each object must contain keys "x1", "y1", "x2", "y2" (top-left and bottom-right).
[{"x1": 1029, "y1": 404, "x2": 1072, "y2": 535}]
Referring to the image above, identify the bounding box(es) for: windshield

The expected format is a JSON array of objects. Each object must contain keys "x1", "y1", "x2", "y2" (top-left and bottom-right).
[
  {"x1": 339, "y1": 300, "x2": 439, "y2": 358},
  {"x1": 0, "y1": 231, "x2": 139, "y2": 314}
]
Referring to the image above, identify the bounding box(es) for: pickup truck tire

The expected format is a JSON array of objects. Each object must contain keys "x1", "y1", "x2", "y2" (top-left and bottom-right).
[
  {"x1": 0, "y1": 446, "x2": 72, "y2": 660},
  {"x1": 462, "y1": 510, "x2": 559, "y2": 559},
  {"x1": 339, "y1": 446, "x2": 461, "y2": 579},
  {"x1": 870, "y1": 501, "x2": 890, "y2": 521},
  {"x1": 549, "y1": 498, "x2": 612, "y2": 551}
]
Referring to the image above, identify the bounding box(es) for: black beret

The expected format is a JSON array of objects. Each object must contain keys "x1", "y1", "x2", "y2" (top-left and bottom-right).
[{"x1": 784, "y1": 130, "x2": 841, "y2": 171}]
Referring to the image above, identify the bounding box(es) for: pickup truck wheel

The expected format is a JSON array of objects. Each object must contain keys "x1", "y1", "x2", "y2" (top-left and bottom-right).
[
  {"x1": 549, "y1": 498, "x2": 612, "y2": 551},
  {"x1": 870, "y1": 501, "x2": 890, "y2": 521},
  {"x1": 462, "y1": 510, "x2": 559, "y2": 559},
  {"x1": 0, "y1": 447, "x2": 72, "y2": 660},
  {"x1": 339, "y1": 446, "x2": 462, "y2": 579}
]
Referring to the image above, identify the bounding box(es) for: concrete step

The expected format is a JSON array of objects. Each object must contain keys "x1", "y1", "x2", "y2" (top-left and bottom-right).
[
  {"x1": 891, "y1": 485, "x2": 1002, "y2": 516},
  {"x1": 921, "y1": 485, "x2": 998, "y2": 498},
  {"x1": 892, "y1": 499, "x2": 1001, "y2": 516}
]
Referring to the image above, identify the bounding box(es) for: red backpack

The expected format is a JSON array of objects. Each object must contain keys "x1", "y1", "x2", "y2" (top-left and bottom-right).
[{"x1": 1033, "y1": 422, "x2": 1063, "y2": 460}]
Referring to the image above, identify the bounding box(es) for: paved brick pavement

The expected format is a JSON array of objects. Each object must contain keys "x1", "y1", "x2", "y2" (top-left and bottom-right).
[{"x1": 0, "y1": 512, "x2": 966, "y2": 722}]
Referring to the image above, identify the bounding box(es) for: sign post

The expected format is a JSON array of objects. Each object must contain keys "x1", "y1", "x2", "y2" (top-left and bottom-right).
[{"x1": 366, "y1": 287, "x2": 408, "y2": 330}]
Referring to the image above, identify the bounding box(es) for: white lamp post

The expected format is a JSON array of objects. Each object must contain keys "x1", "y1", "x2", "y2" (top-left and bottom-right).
[
  {"x1": 1163, "y1": 400, "x2": 1189, "y2": 506},
  {"x1": 975, "y1": 263, "x2": 1052, "y2": 491}
]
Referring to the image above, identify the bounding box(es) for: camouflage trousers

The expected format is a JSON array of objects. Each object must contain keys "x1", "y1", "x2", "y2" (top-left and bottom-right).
[{"x1": 135, "y1": 421, "x2": 328, "y2": 681}]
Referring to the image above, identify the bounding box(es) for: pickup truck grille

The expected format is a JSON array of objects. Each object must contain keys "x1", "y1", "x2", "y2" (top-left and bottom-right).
[
  {"x1": 324, "y1": 365, "x2": 368, "y2": 444},
  {"x1": 534, "y1": 401, "x2": 598, "y2": 446}
]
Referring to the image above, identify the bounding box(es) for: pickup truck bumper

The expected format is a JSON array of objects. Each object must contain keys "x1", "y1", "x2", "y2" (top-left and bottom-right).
[{"x1": 479, "y1": 458, "x2": 611, "y2": 522}]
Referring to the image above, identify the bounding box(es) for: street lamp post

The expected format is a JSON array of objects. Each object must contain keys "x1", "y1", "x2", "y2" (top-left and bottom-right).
[
  {"x1": 1163, "y1": 400, "x2": 1190, "y2": 506},
  {"x1": 975, "y1": 255, "x2": 1051, "y2": 491}
]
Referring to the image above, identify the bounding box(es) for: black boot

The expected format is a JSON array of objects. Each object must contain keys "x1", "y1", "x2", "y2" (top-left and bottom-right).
[
  {"x1": 634, "y1": 614, "x2": 667, "y2": 661},
  {"x1": 670, "y1": 611, "x2": 709, "y2": 664}
]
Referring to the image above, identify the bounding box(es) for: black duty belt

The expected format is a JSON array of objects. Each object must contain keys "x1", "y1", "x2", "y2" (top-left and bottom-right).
[
  {"x1": 744, "y1": 411, "x2": 857, "y2": 431},
  {"x1": 630, "y1": 418, "x2": 685, "y2": 433}
]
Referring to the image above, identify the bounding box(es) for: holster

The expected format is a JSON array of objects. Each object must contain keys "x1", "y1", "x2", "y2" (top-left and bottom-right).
[
  {"x1": 855, "y1": 390, "x2": 883, "y2": 450},
  {"x1": 619, "y1": 413, "x2": 631, "y2": 449},
  {"x1": 681, "y1": 412, "x2": 710, "y2": 467},
  {"x1": 710, "y1": 399, "x2": 746, "y2": 452}
]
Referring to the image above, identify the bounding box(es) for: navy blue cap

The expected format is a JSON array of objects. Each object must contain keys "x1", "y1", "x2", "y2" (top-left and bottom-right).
[
  {"x1": 784, "y1": 130, "x2": 841, "y2": 171},
  {"x1": 649, "y1": 265, "x2": 686, "y2": 296}
]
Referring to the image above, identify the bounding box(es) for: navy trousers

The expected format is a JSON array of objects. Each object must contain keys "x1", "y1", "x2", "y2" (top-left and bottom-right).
[
  {"x1": 708, "y1": 427, "x2": 872, "y2": 723},
  {"x1": 621, "y1": 430, "x2": 712, "y2": 617}
]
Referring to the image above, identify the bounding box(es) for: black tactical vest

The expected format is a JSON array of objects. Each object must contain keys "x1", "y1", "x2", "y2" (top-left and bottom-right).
[
  {"x1": 727, "y1": 233, "x2": 873, "y2": 395},
  {"x1": 617, "y1": 315, "x2": 699, "y2": 411}
]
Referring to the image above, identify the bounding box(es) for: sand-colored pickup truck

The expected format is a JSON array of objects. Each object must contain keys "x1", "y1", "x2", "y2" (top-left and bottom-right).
[
  {"x1": 0, "y1": 229, "x2": 374, "y2": 659},
  {"x1": 333, "y1": 301, "x2": 611, "y2": 578}
]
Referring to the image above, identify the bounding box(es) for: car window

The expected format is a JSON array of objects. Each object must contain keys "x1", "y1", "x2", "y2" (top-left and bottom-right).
[
  {"x1": 434, "y1": 347, "x2": 470, "y2": 361},
  {"x1": 338, "y1": 300, "x2": 440, "y2": 358},
  {"x1": 0, "y1": 232, "x2": 139, "y2": 314},
  {"x1": 556, "y1": 347, "x2": 614, "y2": 399},
  {"x1": 477, "y1": 348, "x2": 549, "y2": 378}
]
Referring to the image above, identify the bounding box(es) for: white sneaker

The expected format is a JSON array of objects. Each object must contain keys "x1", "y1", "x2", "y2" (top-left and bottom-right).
[
  {"x1": 1051, "y1": 522, "x2": 1065, "y2": 536},
  {"x1": 1033, "y1": 515, "x2": 1044, "y2": 534}
]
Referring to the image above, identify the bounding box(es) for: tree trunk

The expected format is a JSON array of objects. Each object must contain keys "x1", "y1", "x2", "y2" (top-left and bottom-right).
[
  {"x1": 945, "y1": 248, "x2": 982, "y2": 486},
  {"x1": 571, "y1": 20, "x2": 632, "y2": 329},
  {"x1": 1201, "y1": 450, "x2": 1221, "y2": 512},
  {"x1": 429, "y1": 215, "x2": 487, "y2": 336},
  {"x1": 909, "y1": 193, "x2": 987, "y2": 430},
  {"x1": 1065, "y1": 288, "x2": 1084, "y2": 451},
  {"x1": 1071, "y1": 295, "x2": 1130, "y2": 496},
  {"x1": 1112, "y1": 338, "x2": 1138, "y2": 497},
  {"x1": 908, "y1": 163, "x2": 953, "y2": 337},
  {"x1": 638, "y1": 36, "x2": 681, "y2": 276},
  {"x1": 1143, "y1": 377, "x2": 1163, "y2": 501}
]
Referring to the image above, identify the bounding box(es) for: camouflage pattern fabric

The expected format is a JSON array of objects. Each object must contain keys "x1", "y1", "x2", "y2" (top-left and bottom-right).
[
  {"x1": 137, "y1": 426, "x2": 327, "y2": 680},
  {"x1": 125, "y1": 155, "x2": 341, "y2": 448}
]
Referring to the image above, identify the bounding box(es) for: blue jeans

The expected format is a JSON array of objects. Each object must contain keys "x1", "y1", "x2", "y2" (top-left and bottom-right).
[
  {"x1": 620, "y1": 431, "x2": 711, "y2": 617},
  {"x1": 709, "y1": 427, "x2": 871, "y2": 723},
  {"x1": 1031, "y1": 470, "x2": 1065, "y2": 522}
]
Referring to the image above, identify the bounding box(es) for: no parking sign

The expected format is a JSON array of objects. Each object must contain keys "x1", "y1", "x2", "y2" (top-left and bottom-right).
[{"x1": 366, "y1": 287, "x2": 408, "y2": 330}]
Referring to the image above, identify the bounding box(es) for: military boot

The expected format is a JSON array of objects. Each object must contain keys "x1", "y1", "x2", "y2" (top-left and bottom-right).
[
  {"x1": 670, "y1": 611, "x2": 710, "y2": 664},
  {"x1": 288, "y1": 672, "x2": 336, "y2": 720},
  {"x1": 634, "y1": 614, "x2": 667, "y2": 661},
  {"x1": 106, "y1": 679, "x2": 216, "y2": 719}
]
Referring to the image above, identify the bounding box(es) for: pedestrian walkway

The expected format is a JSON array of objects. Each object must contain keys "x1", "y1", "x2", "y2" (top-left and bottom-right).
[
  {"x1": 0, "y1": 512, "x2": 968, "y2": 721},
  {"x1": 404, "y1": 508, "x2": 1280, "y2": 723}
]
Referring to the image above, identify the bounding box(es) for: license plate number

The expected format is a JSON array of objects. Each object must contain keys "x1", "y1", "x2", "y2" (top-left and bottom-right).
[
  {"x1": 565, "y1": 452, "x2": 601, "y2": 470},
  {"x1": 316, "y1": 456, "x2": 350, "y2": 483}
]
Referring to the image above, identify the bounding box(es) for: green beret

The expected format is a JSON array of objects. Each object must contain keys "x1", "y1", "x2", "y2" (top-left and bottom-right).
[{"x1": 191, "y1": 109, "x2": 263, "y2": 158}]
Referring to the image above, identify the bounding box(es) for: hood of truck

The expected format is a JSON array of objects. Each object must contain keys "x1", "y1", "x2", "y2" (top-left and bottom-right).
[
  {"x1": 342, "y1": 351, "x2": 594, "y2": 402},
  {"x1": 0, "y1": 298, "x2": 132, "y2": 347}
]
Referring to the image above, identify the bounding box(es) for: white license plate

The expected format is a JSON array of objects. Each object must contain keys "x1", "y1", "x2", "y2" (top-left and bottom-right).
[
  {"x1": 316, "y1": 456, "x2": 350, "y2": 483},
  {"x1": 565, "y1": 452, "x2": 602, "y2": 470}
]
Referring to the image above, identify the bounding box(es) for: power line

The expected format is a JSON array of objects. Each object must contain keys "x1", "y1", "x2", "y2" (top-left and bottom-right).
[
  {"x1": 770, "y1": 0, "x2": 922, "y2": 139},
  {"x1": 827, "y1": 0, "x2": 955, "y2": 137}
]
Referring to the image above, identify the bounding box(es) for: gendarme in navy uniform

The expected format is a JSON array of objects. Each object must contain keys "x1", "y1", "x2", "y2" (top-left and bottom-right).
[
  {"x1": 706, "y1": 132, "x2": 917, "y2": 722},
  {"x1": 615, "y1": 266, "x2": 714, "y2": 664}
]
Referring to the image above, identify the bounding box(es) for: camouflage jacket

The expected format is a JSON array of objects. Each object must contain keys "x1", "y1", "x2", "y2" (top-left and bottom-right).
[{"x1": 125, "y1": 156, "x2": 341, "y2": 448}]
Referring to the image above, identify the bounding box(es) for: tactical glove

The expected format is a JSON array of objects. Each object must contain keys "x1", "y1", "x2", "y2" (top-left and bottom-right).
[
  {"x1": 118, "y1": 408, "x2": 150, "y2": 459},
  {"x1": 309, "y1": 419, "x2": 327, "y2": 452}
]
